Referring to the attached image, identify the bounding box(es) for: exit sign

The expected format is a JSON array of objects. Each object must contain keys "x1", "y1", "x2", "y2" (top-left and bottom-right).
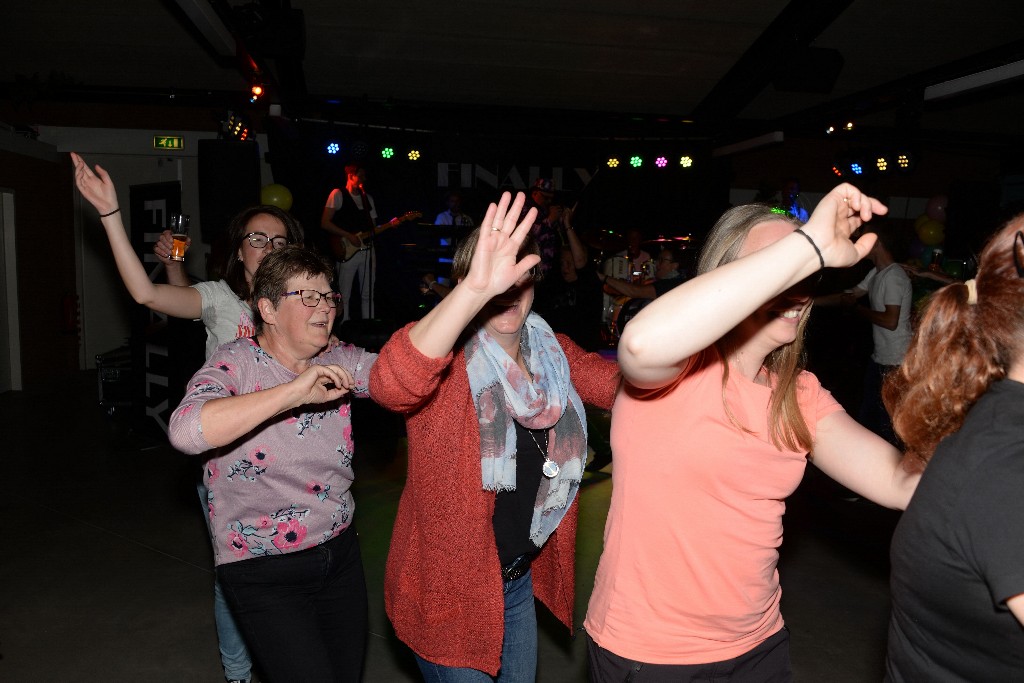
[{"x1": 153, "y1": 136, "x2": 184, "y2": 150}]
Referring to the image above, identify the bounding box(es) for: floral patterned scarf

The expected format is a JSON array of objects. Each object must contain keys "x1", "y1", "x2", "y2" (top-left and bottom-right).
[{"x1": 465, "y1": 312, "x2": 587, "y2": 547}]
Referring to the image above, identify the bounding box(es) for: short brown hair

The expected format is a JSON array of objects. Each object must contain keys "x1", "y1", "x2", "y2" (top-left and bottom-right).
[{"x1": 252, "y1": 246, "x2": 335, "y2": 332}]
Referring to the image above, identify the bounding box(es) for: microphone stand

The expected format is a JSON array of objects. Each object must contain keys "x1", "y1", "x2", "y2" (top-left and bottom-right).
[{"x1": 358, "y1": 185, "x2": 376, "y2": 321}]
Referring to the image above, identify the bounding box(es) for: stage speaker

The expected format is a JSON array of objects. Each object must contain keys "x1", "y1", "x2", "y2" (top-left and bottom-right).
[{"x1": 198, "y1": 139, "x2": 261, "y2": 244}]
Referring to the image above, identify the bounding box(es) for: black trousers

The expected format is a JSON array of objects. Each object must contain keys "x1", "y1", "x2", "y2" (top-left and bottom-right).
[
  {"x1": 586, "y1": 627, "x2": 792, "y2": 683},
  {"x1": 217, "y1": 526, "x2": 368, "y2": 683}
]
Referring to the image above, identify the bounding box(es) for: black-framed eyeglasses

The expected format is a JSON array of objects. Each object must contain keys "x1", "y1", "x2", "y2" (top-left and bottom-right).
[
  {"x1": 245, "y1": 232, "x2": 289, "y2": 250},
  {"x1": 282, "y1": 290, "x2": 343, "y2": 308},
  {"x1": 1014, "y1": 231, "x2": 1024, "y2": 278}
]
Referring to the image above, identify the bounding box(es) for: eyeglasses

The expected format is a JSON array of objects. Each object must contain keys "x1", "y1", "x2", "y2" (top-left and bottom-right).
[
  {"x1": 282, "y1": 290, "x2": 343, "y2": 308},
  {"x1": 245, "y1": 232, "x2": 289, "y2": 250},
  {"x1": 1014, "y1": 231, "x2": 1024, "y2": 278}
]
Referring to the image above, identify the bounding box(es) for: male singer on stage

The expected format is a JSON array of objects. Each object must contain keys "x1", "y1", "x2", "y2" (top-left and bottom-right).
[{"x1": 321, "y1": 163, "x2": 377, "y2": 322}]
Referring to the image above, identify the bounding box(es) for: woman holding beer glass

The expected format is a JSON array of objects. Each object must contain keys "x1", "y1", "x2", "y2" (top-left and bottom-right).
[
  {"x1": 370, "y1": 192, "x2": 619, "y2": 681},
  {"x1": 72, "y1": 152, "x2": 303, "y2": 357},
  {"x1": 72, "y1": 152, "x2": 303, "y2": 683}
]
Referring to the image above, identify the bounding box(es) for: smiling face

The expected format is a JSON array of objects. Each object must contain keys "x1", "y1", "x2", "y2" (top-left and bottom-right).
[
  {"x1": 262, "y1": 273, "x2": 336, "y2": 357},
  {"x1": 479, "y1": 273, "x2": 536, "y2": 355},
  {"x1": 237, "y1": 213, "x2": 289, "y2": 285},
  {"x1": 734, "y1": 219, "x2": 813, "y2": 351}
]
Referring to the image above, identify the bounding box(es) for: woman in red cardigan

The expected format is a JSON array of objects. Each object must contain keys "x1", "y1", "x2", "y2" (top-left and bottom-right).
[{"x1": 370, "y1": 192, "x2": 619, "y2": 681}]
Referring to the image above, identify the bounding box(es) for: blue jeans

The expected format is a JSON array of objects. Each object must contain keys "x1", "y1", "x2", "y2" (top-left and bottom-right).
[
  {"x1": 415, "y1": 569, "x2": 538, "y2": 682},
  {"x1": 199, "y1": 482, "x2": 252, "y2": 682},
  {"x1": 217, "y1": 525, "x2": 368, "y2": 683},
  {"x1": 858, "y1": 362, "x2": 899, "y2": 446}
]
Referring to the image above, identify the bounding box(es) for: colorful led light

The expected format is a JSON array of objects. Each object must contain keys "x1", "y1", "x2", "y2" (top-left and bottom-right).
[
  {"x1": 655, "y1": 156, "x2": 668, "y2": 168},
  {"x1": 629, "y1": 155, "x2": 642, "y2": 168},
  {"x1": 381, "y1": 147, "x2": 395, "y2": 159}
]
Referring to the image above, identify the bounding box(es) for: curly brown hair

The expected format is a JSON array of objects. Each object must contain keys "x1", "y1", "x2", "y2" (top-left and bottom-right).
[{"x1": 883, "y1": 214, "x2": 1024, "y2": 469}]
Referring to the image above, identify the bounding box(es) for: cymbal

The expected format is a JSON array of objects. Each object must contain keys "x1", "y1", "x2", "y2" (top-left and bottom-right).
[
  {"x1": 584, "y1": 229, "x2": 626, "y2": 251},
  {"x1": 644, "y1": 235, "x2": 692, "y2": 244}
]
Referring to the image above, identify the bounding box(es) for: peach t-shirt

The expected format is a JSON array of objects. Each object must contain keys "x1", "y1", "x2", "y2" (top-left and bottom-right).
[{"x1": 584, "y1": 350, "x2": 842, "y2": 664}]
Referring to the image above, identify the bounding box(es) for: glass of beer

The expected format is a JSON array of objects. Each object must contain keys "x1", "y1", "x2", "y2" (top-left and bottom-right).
[{"x1": 169, "y1": 214, "x2": 190, "y2": 262}]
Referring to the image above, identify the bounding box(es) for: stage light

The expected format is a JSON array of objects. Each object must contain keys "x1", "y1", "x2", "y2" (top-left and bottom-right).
[
  {"x1": 844, "y1": 121, "x2": 854, "y2": 131},
  {"x1": 826, "y1": 125, "x2": 836, "y2": 134},
  {"x1": 831, "y1": 164, "x2": 843, "y2": 177},
  {"x1": 655, "y1": 156, "x2": 668, "y2": 168},
  {"x1": 896, "y1": 152, "x2": 913, "y2": 170},
  {"x1": 679, "y1": 156, "x2": 693, "y2": 168},
  {"x1": 850, "y1": 162, "x2": 863, "y2": 175},
  {"x1": 629, "y1": 155, "x2": 643, "y2": 168},
  {"x1": 408, "y1": 149, "x2": 421, "y2": 161},
  {"x1": 381, "y1": 147, "x2": 395, "y2": 159},
  {"x1": 326, "y1": 142, "x2": 340, "y2": 155},
  {"x1": 222, "y1": 111, "x2": 251, "y2": 141},
  {"x1": 876, "y1": 156, "x2": 888, "y2": 172},
  {"x1": 607, "y1": 157, "x2": 620, "y2": 168},
  {"x1": 249, "y1": 82, "x2": 264, "y2": 103}
]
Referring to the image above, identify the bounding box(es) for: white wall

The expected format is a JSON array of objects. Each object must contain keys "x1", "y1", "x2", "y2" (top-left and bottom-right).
[{"x1": 39, "y1": 127, "x2": 272, "y2": 368}]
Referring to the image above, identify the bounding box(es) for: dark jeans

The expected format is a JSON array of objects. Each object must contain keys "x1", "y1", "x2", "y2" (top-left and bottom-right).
[
  {"x1": 858, "y1": 361, "x2": 899, "y2": 447},
  {"x1": 216, "y1": 526, "x2": 368, "y2": 683},
  {"x1": 586, "y1": 627, "x2": 792, "y2": 683}
]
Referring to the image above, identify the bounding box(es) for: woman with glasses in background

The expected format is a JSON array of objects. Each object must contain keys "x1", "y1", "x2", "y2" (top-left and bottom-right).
[
  {"x1": 73, "y1": 152, "x2": 304, "y2": 358},
  {"x1": 370, "y1": 192, "x2": 619, "y2": 681},
  {"x1": 882, "y1": 219, "x2": 1024, "y2": 681},
  {"x1": 73, "y1": 152, "x2": 308, "y2": 683},
  {"x1": 169, "y1": 246, "x2": 377, "y2": 682}
]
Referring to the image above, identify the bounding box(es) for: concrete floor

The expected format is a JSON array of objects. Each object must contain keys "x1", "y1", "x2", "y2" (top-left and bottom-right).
[{"x1": 0, "y1": 369, "x2": 900, "y2": 682}]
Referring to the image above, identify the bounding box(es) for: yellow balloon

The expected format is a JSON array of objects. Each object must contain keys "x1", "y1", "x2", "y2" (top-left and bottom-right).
[
  {"x1": 260, "y1": 183, "x2": 293, "y2": 211},
  {"x1": 916, "y1": 218, "x2": 945, "y2": 246},
  {"x1": 914, "y1": 213, "x2": 930, "y2": 229}
]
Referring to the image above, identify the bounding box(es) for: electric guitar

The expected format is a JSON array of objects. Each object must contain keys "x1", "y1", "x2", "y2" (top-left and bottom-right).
[{"x1": 329, "y1": 211, "x2": 422, "y2": 262}]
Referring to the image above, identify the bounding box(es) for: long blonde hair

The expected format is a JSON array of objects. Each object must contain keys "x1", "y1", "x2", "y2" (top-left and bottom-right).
[{"x1": 698, "y1": 204, "x2": 813, "y2": 452}]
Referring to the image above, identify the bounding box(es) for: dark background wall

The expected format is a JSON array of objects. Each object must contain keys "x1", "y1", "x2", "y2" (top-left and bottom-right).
[{"x1": 0, "y1": 148, "x2": 79, "y2": 387}]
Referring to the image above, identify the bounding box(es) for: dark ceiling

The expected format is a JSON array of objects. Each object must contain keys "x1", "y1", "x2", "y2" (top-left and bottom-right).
[{"x1": 3, "y1": 0, "x2": 1023, "y2": 146}]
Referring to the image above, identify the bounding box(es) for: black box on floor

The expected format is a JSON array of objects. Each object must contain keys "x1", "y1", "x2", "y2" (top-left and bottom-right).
[{"x1": 96, "y1": 345, "x2": 134, "y2": 415}]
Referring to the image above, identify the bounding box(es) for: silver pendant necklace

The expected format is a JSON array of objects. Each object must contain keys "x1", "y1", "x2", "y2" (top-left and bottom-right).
[{"x1": 527, "y1": 428, "x2": 559, "y2": 479}]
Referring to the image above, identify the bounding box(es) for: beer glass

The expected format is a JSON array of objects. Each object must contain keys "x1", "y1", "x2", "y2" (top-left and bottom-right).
[{"x1": 169, "y1": 214, "x2": 190, "y2": 262}]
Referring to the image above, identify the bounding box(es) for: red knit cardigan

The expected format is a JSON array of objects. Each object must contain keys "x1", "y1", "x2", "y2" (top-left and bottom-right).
[{"x1": 369, "y1": 323, "x2": 619, "y2": 675}]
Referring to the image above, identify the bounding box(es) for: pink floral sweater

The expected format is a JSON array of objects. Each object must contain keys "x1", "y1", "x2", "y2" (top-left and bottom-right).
[{"x1": 169, "y1": 337, "x2": 377, "y2": 566}]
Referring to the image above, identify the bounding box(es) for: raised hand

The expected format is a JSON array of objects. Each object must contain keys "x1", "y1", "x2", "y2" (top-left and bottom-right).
[
  {"x1": 461, "y1": 192, "x2": 540, "y2": 298},
  {"x1": 802, "y1": 183, "x2": 887, "y2": 269},
  {"x1": 71, "y1": 152, "x2": 118, "y2": 215}
]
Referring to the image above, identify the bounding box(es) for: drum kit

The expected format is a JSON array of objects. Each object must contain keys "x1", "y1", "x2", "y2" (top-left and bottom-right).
[{"x1": 583, "y1": 230, "x2": 693, "y2": 344}]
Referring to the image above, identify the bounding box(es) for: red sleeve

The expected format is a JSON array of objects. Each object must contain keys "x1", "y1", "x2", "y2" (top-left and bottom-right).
[
  {"x1": 369, "y1": 323, "x2": 454, "y2": 413},
  {"x1": 557, "y1": 334, "x2": 620, "y2": 410}
]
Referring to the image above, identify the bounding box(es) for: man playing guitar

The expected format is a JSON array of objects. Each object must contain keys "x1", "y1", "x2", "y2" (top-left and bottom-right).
[{"x1": 321, "y1": 163, "x2": 387, "y2": 323}]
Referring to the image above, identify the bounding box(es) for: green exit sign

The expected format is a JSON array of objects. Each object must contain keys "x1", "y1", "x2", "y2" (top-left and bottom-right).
[{"x1": 153, "y1": 136, "x2": 184, "y2": 150}]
